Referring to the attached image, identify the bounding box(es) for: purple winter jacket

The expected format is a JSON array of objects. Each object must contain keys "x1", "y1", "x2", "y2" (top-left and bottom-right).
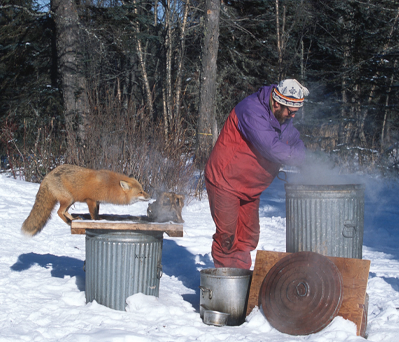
[
  {"x1": 235, "y1": 85, "x2": 306, "y2": 166},
  {"x1": 205, "y1": 85, "x2": 306, "y2": 200}
]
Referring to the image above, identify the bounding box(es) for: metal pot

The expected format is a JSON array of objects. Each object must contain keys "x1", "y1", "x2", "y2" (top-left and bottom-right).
[
  {"x1": 199, "y1": 268, "x2": 252, "y2": 326},
  {"x1": 203, "y1": 308, "x2": 230, "y2": 327}
]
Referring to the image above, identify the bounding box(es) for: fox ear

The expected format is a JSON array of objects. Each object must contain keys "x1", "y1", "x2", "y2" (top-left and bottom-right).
[{"x1": 120, "y1": 180, "x2": 131, "y2": 191}]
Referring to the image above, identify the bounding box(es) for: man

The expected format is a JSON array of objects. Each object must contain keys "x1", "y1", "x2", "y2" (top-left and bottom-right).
[{"x1": 205, "y1": 79, "x2": 309, "y2": 269}]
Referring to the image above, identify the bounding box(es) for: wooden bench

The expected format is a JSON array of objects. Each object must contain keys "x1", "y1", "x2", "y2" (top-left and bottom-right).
[{"x1": 70, "y1": 214, "x2": 183, "y2": 237}]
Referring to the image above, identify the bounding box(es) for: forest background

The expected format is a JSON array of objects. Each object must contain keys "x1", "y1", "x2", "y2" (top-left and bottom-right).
[{"x1": 1, "y1": 0, "x2": 398, "y2": 197}]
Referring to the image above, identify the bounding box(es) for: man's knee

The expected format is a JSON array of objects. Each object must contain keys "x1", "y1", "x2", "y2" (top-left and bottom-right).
[{"x1": 213, "y1": 232, "x2": 234, "y2": 252}]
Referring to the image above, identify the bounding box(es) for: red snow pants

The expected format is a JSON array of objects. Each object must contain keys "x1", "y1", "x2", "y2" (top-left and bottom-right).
[{"x1": 205, "y1": 180, "x2": 260, "y2": 269}]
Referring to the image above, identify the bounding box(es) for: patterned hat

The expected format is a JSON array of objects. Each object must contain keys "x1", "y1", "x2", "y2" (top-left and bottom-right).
[{"x1": 272, "y1": 79, "x2": 309, "y2": 107}]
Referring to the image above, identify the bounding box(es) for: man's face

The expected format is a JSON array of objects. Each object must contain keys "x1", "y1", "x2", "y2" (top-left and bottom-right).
[{"x1": 274, "y1": 106, "x2": 299, "y2": 124}]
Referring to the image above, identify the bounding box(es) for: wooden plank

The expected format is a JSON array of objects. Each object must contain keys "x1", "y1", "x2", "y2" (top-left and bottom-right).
[
  {"x1": 70, "y1": 215, "x2": 183, "y2": 237},
  {"x1": 247, "y1": 250, "x2": 370, "y2": 337},
  {"x1": 247, "y1": 251, "x2": 287, "y2": 318},
  {"x1": 329, "y1": 255, "x2": 370, "y2": 337}
]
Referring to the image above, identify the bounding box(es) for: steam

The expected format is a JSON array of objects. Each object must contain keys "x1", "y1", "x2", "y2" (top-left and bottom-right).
[{"x1": 288, "y1": 151, "x2": 365, "y2": 185}]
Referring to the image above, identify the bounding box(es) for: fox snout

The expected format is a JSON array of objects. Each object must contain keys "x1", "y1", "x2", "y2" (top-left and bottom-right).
[{"x1": 134, "y1": 191, "x2": 151, "y2": 203}]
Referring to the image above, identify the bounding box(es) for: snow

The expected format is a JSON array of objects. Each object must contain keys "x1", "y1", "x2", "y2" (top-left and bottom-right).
[{"x1": 1, "y1": 172, "x2": 399, "y2": 341}]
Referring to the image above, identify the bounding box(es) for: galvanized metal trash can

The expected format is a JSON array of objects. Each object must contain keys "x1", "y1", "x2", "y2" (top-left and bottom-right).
[
  {"x1": 285, "y1": 184, "x2": 365, "y2": 259},
  {"x1": 85, "y1": 229, "x2": 163, "y2": 311}
]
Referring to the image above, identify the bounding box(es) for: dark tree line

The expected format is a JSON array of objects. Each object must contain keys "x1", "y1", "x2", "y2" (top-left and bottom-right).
[{"x1": 1, "y1": 0, "x2": 398, "y2": 188}]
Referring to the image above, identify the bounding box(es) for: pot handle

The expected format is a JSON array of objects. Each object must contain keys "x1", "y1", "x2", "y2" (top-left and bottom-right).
[
  {"x1": 199, "y1": 286, "x2": 213, "y2": 300},
  {"x1": 157, "y1": 264, "x2": 163, "y2": 279},
  {"x1": 277, "y1": 170, "x2": 287, "y2": 182},
  {"x1": 342, "y1": 221, "x2": 357, "y2": 238}
]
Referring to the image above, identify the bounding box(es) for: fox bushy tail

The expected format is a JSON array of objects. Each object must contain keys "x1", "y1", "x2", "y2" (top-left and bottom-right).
[{"x1": 21, "y1": 182, "x2": 58, "y2": 236}]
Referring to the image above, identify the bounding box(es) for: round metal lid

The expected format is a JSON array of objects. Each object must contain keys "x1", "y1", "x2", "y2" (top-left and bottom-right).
[{"x1": 259, "y1": 251, "x2": 343, "y2": 335}]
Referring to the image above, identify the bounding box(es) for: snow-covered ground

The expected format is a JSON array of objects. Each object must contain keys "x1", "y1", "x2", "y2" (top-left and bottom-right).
[{"x1": 0, "y1": 171, "x2": 398, "y2": 341}]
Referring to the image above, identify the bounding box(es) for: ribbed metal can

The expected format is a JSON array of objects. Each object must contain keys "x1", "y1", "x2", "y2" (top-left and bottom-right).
[
  {"x1": 85, "y1": 229, "x2": 163, "y2": 311},
  {"x1": 285, "y1": 184, "x2": 365, "y2": 259}
]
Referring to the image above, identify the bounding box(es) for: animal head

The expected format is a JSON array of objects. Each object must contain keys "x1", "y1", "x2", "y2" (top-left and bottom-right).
[{"x1": 120, "y1": 179, "x2": 151, "y2": 203}]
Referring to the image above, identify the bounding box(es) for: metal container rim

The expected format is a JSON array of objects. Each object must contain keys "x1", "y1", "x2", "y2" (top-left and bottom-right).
[
  {"x1": 85, "y1": 229, "x2": 164, "y2": 243},
  {"x1": 284, "y1": 183, "x2": 365, "y2": 191},
  {"x1": 200, "y1": 268, "x2": 252, "y2": 278},
  {"x1": 204, "y1": 309, "x2": 230, "y2": 317}
]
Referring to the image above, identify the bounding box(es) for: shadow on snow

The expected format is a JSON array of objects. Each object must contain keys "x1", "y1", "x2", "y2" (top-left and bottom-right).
[
  {"x1": 9, "y1": 244, "x2": 214, "y2": 312},
  {"x1": 162, "y1": 239, "x2": 214, "y2": 312},
  {"x1": 10, "y1": 252, "x2": 85, "y2": 291}
]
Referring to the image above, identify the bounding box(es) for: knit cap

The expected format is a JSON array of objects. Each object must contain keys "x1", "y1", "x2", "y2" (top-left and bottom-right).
[{"x1": 272, "y1": 79, "x2": 309, "y2": 107}]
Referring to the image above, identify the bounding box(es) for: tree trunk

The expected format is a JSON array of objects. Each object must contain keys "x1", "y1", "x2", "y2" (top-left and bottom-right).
[
  {"x1": 338, "y1": 9, "x2": 354, "y2": 146},
  {"x1": 275, "y1": 0, "x2": 286, "y2": 80},
  {"x1": 381, "y1": 58, "x2": 397, "y2": 152},
  {"x1": 175, "y1": 0, "x2": 190, "y2": 126},
  {"x1": 196, "y1": 0, "x2": 220, "y2": 169},
  {"x1": 132, "y1": 0, "x2": 153, "y2": 120},
  {"x1": 165, "y1": 0, "x2": 173, "y2": 130},
  {"x1": 52, "y1": 0, "x2": 90, "y2": 161}
]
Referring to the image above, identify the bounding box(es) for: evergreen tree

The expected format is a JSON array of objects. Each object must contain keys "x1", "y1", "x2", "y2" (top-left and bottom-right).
[{"x1": 0, "y1": 0, "x2": 63, "y2": 161}]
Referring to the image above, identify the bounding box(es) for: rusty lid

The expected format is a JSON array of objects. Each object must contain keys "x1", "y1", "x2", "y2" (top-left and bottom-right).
[{"x1": 259, "y1": 251, "x2": 343, "y2": 335}]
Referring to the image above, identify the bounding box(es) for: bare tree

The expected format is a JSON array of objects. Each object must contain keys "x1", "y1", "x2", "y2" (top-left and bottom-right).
[
  {"x1": 51, "y1": 0, "x2": 90, "y2": 160},
  {"x1": 338, "y1": 6, "x2": 355, "y2": 146},
  {"x1": 132, "y1": 0, "x2": 154, "y2": 119},
  {"x1": 165, "y1": 0, "x2": 173, "y2": 130},
  {"x1": 275, "y1": 0, "x2": 286, "y2": 80},
  {"x1": 196, "y1": 0, "x2": 220, "y2": 168},
  {"x1": 160, "y1": 0, "x2": 191, "y2": 139},
  {"x1": 364, "y1": 7, "x2": 399, "y2": 152},
  {"x1": 175, "y1": 0, "x2": 190, "y2": 126}
]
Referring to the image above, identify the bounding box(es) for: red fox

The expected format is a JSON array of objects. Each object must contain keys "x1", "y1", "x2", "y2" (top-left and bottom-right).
[{"x1": 22, "y1": 164, "x2": 150, "y2": 236}]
